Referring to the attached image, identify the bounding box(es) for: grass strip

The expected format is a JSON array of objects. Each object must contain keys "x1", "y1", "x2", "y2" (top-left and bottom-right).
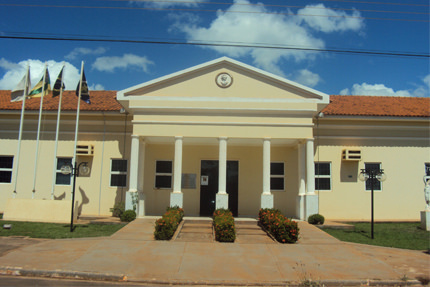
[
  {"x1": 0, "y1": 220, "x2": 126, "y2": 239},
  {"x1": 322, "y1": 222, "x2": 429, "y2": 250}
]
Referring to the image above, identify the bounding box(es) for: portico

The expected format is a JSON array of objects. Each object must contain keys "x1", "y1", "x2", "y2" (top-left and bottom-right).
[{"x1": 117, "y1": 57, "x2": 329, "y2": 219}]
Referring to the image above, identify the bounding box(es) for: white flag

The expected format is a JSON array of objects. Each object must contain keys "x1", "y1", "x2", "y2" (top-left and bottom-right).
[{"x1": 11, "y1": 69, "x2": 31, "y2": 102}]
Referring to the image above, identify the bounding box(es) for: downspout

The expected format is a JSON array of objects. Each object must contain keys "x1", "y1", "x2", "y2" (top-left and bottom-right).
[{"x1": 121, "y1": 112, "x2": 128, "y2": 201}]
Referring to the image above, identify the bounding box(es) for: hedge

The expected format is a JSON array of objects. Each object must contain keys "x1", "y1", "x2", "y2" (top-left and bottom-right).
[
  {"x1": 258, "y1": 208, "x2": 299, "y2": 243},
  {"x1": 154, "y1": 206, "x2": 184, "y2": 240},
  {"x1": 213, "y1": 208, "x2": 236, "y2": 243}
]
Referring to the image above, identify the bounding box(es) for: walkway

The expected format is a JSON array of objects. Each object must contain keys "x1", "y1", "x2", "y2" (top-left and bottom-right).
[{"x1": 0, "y1": 218, "x2": 429, "y2": 286}]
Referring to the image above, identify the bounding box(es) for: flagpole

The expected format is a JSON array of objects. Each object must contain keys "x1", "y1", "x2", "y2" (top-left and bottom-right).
[
  {"x1": 71, "y1": 61, "x2": 84, "y2": 200},
  {"x1": 12, "y1": 65, "x2": 30, "y2": 198},
  {"x1": 51, "y1": 63, "x2": 65, "y2": 200},
  {"x1": 32, "y1": 63, "x2": 48, "y2": 198}
]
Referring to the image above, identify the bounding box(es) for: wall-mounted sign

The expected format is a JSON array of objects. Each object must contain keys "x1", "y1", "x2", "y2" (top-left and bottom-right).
[
  {"x1": 182, "y1": 174, "x2": 196, "y2": 189},
  {"x1": 201, "y1": 175, "x2": 209, "y2": 186}
]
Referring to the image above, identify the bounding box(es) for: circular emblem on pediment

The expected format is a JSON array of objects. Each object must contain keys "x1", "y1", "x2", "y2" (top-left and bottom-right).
[{"x1": 216, "y1": 72, "x2": 233, "y2": 88}]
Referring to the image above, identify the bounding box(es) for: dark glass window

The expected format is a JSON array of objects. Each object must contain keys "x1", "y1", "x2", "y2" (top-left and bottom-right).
[
  {"x1": 56, "y1": 158, "x2": 72, "y2": 185},
  {"x1": 365, "y1": 163, "x2": 382, "y2": 191},
  {"x1": 111, "y1": 159, "x2": 127, "y2": 187},
  {"x1": 0, "y1": 156, "x2": 13, "y2": 183},
  {"x1": 425, "y1": 163, "x2": 430, "y2": 176},
  {"x1": 315, "y1": 162, "x2": 331, "y2": 190},
  {"x1": 270, "y1": 162, "x2": 284, "y2": 191},
  {"x1": 155, "y1": 161, "x2": 172, "y2": 189}
]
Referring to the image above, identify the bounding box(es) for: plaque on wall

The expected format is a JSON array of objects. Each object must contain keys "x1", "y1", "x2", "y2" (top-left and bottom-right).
[{"x1": 181, "y1": 173, "x2": 197, "y2": 189}]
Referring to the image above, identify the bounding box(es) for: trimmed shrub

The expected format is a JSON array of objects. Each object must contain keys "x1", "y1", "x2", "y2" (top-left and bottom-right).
[
  {"x1": 154, "y1": 206, "x2": 184, "y2": 240},
  {"x1": 258, "y1": 208, "x2": 299, "y2": 243},
  {"x1": 308, "y1": 214, "x2": 325, "y2": 225},
  {"x1": 110, "y1": 202, "x2": 125, "y2": 218},
  {"x1": 213, "y1": 208, "x2": 236, "y2": 242},
  {"x1": 120, "y1": 209, "x2": 136, "y2": 222}
]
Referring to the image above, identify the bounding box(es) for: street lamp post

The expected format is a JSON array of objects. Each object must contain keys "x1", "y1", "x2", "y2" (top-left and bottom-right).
[
  {"x1": 61, "y1": 161, "x2": 90, "y2": 232},
  {"x1": 358, "y1": 168, "x2": 386, "y2": 239}
]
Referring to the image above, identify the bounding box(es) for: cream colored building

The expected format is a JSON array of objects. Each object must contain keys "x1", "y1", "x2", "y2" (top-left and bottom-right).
[{"x1": 1, "y1": 57, "x2": 429, "y2": 222}]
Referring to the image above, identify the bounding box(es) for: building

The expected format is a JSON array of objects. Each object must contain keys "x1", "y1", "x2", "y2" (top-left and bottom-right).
[{"x1": 1, "y1": 57, "x2": 429, "y2": 222}]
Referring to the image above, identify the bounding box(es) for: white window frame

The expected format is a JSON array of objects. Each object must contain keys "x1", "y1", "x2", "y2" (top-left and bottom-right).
[
  {"x1": 270, "y1": 161, "x2": 285, "y2": 191},
  {"x1": 155, "y1": 160, "x2": 173, "y2": 189},
  {"x1": 110, "y1": 159, "x2": 128, "y2": 187},
  {"x1": 315, "y1": 162, "x2": 332, "y2": 191},
  {"x1": 0, "y1": 156, "x2": 14, "y2": 184},
  {"x1": 55, "y1": 157, "x2": 72, "y2": 186},
  {"x1": 364, "y1": 162, "x2": 383, "y2": 192}
]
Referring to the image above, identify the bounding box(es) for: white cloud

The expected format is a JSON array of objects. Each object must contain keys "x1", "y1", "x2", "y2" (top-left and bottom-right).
[
  {"x1": 296, "y1": 4, "x2": 364, "y2": 33},
  {"x1": 339, "y1": 76, "x2": 430, "y2": 97},
  {"x1": 92, "y1": 54, "x2": 154, "y2": 73},
  {"x1": 131, "y1": 0, "x2": 204, "y2": 8},
  {"x1": 291, "y1": 69, "x2": 321, "y2": 88},
  {"x1": 0, "y1": 59, "x2": 103, "y2": 92},
  {"x1": 65, "y1": 47, "x2": 107, "y2": 60},
  {"x1": 173, "y1": 0, "x2": 364, "y2": 76}
]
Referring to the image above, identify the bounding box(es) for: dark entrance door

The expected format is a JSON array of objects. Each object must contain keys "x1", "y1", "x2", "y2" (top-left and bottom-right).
[{"x1": 200, "y1": 160, "x2": 239, "y2": 217}]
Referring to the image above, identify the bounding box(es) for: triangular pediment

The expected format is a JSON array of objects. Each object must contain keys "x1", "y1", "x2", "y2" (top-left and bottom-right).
[{"x1": 117, "y1": 57, "x2": 329, "y2": 114}]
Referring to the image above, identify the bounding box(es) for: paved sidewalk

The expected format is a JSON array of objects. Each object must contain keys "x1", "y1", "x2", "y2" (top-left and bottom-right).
[{"x1": 0, "y1": 218, "x2": 429, "y2": 286}]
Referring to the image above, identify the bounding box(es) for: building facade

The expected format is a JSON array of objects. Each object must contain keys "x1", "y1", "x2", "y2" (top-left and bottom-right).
[{"x1": 0, "y1": 57, "x2": 429, "y2": 222}]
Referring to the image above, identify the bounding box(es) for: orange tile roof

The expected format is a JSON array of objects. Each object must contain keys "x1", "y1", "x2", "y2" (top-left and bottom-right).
[
  {"x1": 322, "y1": 95, "x2": 430, "y2": 118},
  {"x1": 1, "y1": 91, "x2": 429, "y2": 118},
  {"x1": 0, "y1": 90, "x2": 122, "y2": 112}
]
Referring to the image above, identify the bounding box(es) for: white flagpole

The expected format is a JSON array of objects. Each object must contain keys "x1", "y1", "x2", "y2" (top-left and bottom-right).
[
  {"x1": 50, "y1": 64, "x2": 65, "y2": 200},
  {"x1": 12, "y1": 65, "x2": 30, "y2": 198},
  {"x1": 32, "y1": 63, "x2": 48, "y2": 198},
  {"x1": 71, "y1": 61, "x2": 84, "y2": 200}
]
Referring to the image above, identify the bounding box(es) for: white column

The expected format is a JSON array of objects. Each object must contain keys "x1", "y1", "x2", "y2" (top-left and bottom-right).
[
  {"x1": 261, "y1": 138, "x2": 274, "y2": 208},
  {"x1": 305, "y1": 138, "x2": 318, "y2": 219},
  {"x1": 137, "y1": 139, "x2": 146, "y2": 217},
  {"x1": 218, "y1": 137, "x2": 227, "y2": 194},
  {"x1": 126, "y1": 134, "x2": 140, "y2": 211},
  {"x1": 216, "y1": 137, "x2": 228, "y2": 210},
  {"x1": 306, "y1": 139, "x2": 315, "y2": 195},
  {"x1": 296, "y1": 141, "x2": 306, "y2": 220},
  {"x1": 170, "y1": 136, "x2": 183, "y2": 208},
  {"x1": 262, "y1": 138, "x2": 271, "y2": 195}
]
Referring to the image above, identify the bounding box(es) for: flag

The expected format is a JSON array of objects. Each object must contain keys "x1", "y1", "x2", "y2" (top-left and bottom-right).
[
  {"x1": 75, "y1": 70, "x2": 90, "y2": 104},
  {"x1": 28, "y1": 68, "x2": 51, "y2": 98},
  {"x1": 11, "y1": 68, "x2": 31, "y2": 102},
  {"x1": 52, "y1": 67, "x2": 65, "y2": 97}
]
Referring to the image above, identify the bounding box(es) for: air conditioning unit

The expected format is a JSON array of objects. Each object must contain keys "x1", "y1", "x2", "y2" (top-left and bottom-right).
[
  {"x1": 76, "y1": 144, "x2": 94, "y2": 156},
  {"x1": 342, "y1": 149, "x2": 361, "y2": 161}
]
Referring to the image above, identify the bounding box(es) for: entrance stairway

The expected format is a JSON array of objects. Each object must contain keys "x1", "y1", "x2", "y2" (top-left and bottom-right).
[
  {"x1": 175, "y1": 219, "x2": 275, "y2": 244},
  {"x1": 175, "y1": 220, "x2": 214, "y2": 242},
  {"x1": 235, "y1": 220, "x2": 276, "y2": 244}
]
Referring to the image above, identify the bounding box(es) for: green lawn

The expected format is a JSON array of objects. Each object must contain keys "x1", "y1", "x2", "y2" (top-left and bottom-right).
[
  {"x1": 322, "y1": 222, "x2": 430, "y2": 250},
  {"x1": 0, "y1": 220, "x2": 126, "y2": 239}
]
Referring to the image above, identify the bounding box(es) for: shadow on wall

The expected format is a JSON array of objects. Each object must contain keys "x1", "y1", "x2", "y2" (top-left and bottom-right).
[
  {"x1": 75, "y1": 187, "x2": 90, "y2": 217},
  {"x1": 54, "y1": 192, "x2": 66, "y2": 200},
  {"x1": 340, "y1": 161, "x2": 359, "y2": 182}
]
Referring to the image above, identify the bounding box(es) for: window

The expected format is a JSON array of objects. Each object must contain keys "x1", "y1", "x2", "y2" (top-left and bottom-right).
[
  {"x1": 315, "y1": 162, "x2": 331, "y2": 191},
  {"x1": 0, "y1": 156, "x2": 13, "y2": 183},
  {"x1": 270, "y1": 162, "x2": 284, "y2": 191},
  {"x1": 155, "y1": 160, "x2": 172, "y2": 189},
  {"x1": 56, "y1": 157, "x2": 72, "y2": 185},
  {"x1": 111, "y1": 159, "x2": 127, "y2": 187},
  {"x1": 425, "y1": 163, "x2": 430, "y2": 176},
  {"x1": 365, "y1": 163, "x2": 382, "y2": 191}
]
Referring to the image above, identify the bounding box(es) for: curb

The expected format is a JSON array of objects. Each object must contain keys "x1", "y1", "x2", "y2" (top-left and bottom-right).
[
  {"x1": 0, "y1": 267, "x2": 127, "y2": 282},
  {"x1": 0, "y1": 267, "x2": 423, "y2": 286}
]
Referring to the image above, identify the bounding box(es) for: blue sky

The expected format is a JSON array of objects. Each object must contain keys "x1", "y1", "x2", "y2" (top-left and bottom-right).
[{"x1": 0, "y1": 0, "x2": 428, "y2": 97}]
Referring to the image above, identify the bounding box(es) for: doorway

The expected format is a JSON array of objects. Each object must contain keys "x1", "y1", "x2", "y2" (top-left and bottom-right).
[{"x1": 200, "y1": 160, "x2": 238, "y2": 216}]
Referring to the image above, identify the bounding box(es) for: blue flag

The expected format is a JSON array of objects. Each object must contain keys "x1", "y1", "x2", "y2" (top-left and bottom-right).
[
  {"x1": 53, "y1": 67, "x2": 65, "y2": 97},
  {"x1": 75, "y1": 70, "x2": 90, "y2": 104}
]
